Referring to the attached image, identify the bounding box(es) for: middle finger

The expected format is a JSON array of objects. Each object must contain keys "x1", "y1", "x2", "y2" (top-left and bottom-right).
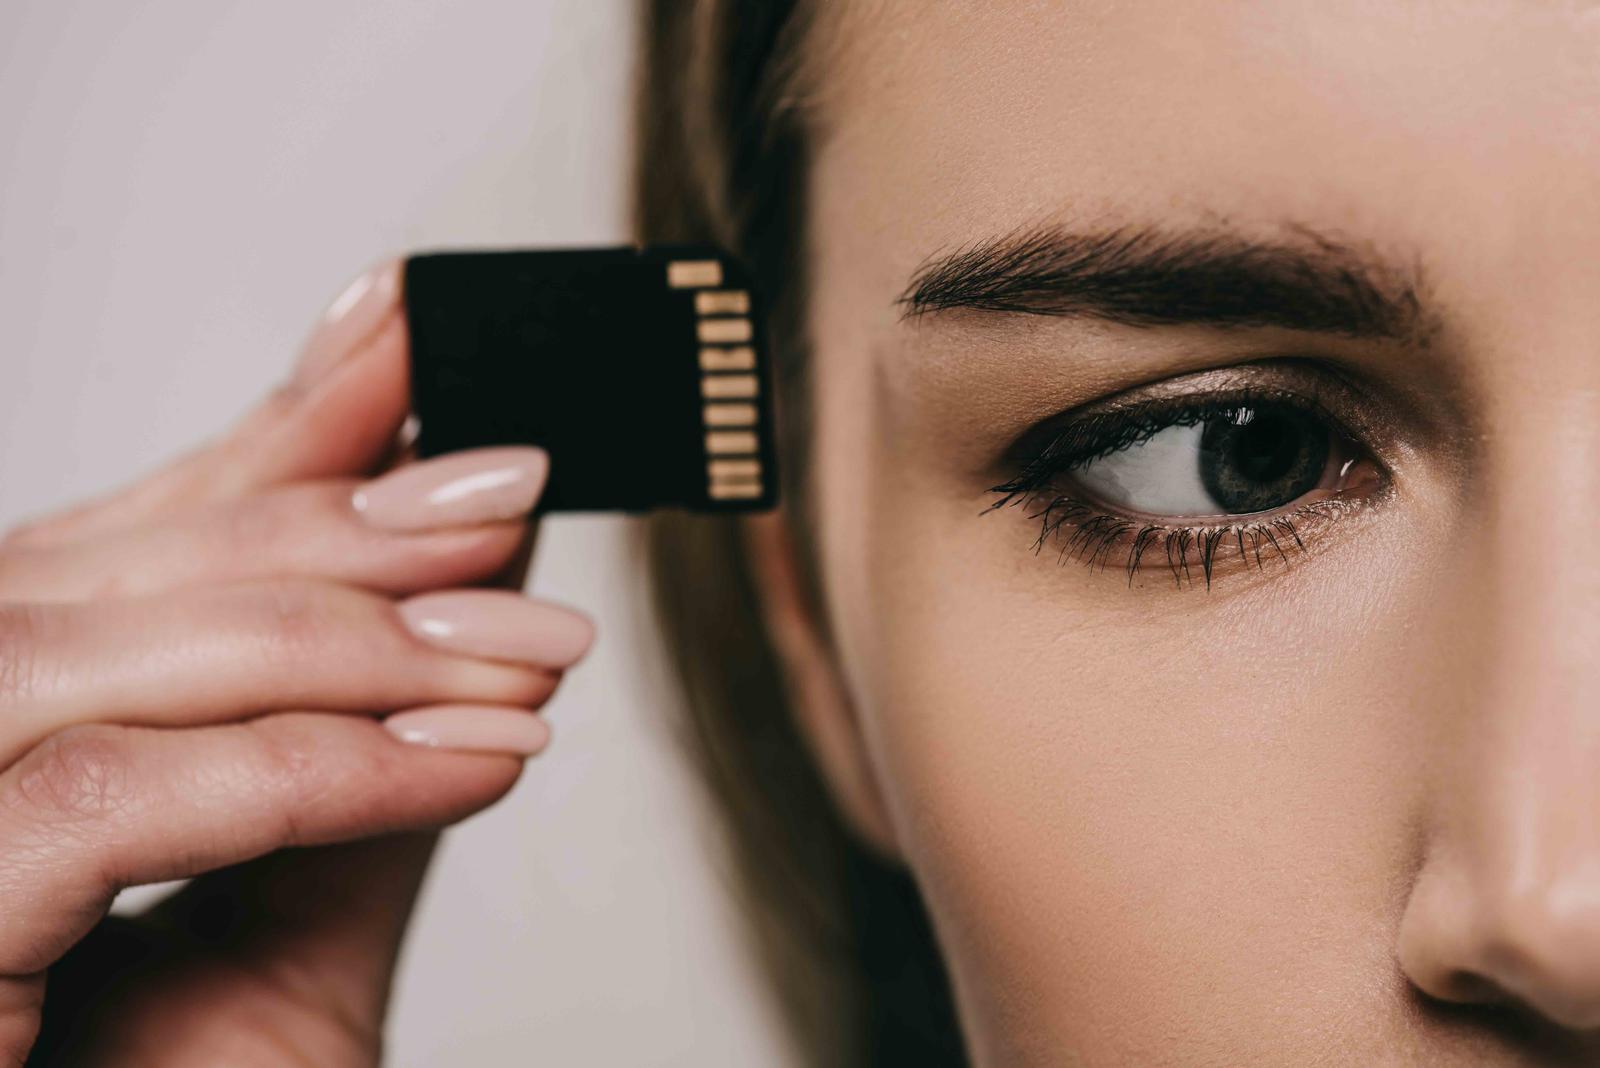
[{"x1": 0, "y1": 579, "x2": 594, "y2": 767}]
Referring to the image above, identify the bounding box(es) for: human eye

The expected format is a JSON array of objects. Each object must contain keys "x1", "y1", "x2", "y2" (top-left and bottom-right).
[{"x1": 987, "y1": 362, "x2": 1390, "y2": 587}]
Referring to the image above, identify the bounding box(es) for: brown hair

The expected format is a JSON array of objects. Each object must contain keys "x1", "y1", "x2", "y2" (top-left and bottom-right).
[{"x1": 632, "y1": 2, "x2": 967, "y2": 1065}]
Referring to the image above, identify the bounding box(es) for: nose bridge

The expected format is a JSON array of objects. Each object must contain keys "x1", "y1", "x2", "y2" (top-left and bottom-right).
[
  {"x1": 1467, "y1": 353, "x2": 1600, "y2": 897},
  {"x1": 1462, "y1": 666, "x2": 1600, "y2": 945},
  {"x1": 1398, "y1": 338, "x2": 1600, "y2": 1027},
  {"x1": 1475, "y1": 368, "x2": 1600, "y2": 718}
]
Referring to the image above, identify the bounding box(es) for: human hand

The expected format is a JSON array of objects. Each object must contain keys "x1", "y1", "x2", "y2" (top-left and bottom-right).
[{"x1": 0, "y1": 263, "x2": 591, "y2": 1066}]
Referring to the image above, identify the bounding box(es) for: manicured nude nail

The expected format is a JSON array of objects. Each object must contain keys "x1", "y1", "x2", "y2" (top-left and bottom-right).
[
  {"x1": 399, "y1": 590, "x2": 595, "y2": 667},
  {"x1": 384, "y1": 705, "x2": 550, "y2": 756},
  {"x1": 292, "y1": 259, "x2": 402, "y2": 390},
  {"x1": 352, "y1": 446, "x2": 548, "y2": 531}
]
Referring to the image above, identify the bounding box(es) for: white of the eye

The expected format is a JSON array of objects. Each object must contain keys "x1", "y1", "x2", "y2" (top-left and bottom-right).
[{"x1": 1071, "y1": 422, "x2": 1222, "y2": 516}]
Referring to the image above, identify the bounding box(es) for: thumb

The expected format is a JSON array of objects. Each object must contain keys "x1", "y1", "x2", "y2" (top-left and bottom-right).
[{"x1": 11, "y1": 259, "x2": 412, "y2": 546}]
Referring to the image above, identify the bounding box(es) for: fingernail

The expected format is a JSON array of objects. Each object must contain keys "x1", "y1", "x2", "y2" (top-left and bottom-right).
[
  {"x1": 384, "y1": 705, "x2": 550, "y2": 756},
  {"x1": 399, "y1": 590, "x2": 594, "y2": 667},
  {"x1": 352, "y1": 446, "x2": 548, "y2": 531},
  {"x1": 292, "y1": 259, "x2": 402, "y2": 390}
]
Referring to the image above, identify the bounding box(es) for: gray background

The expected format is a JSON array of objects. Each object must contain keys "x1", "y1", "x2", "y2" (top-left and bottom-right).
[{"x1": 0, "y1": 1, "x2": 789, "y2": 1063}]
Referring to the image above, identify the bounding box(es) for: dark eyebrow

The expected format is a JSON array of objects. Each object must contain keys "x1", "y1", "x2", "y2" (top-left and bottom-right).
[{"x1": 897, "y1": 222, "x2": 1434, "y2": 344}]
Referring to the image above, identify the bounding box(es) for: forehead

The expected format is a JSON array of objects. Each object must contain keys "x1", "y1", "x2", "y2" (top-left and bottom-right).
[{"x1": 807, "y1": 1, "x2": 1600, "y2": 295}]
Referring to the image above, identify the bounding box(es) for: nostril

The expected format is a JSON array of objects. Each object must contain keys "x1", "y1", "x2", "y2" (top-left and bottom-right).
[
  {"x1": 1399, "y1": 866, "x2": 1600, "y2": 1038},
  {"x1": 1409, "y1": 978, "x2": 1600, "y2": 1060},
  {"x1": 1436, "y1": 968, "x2": 1518, "y2": 1007}
]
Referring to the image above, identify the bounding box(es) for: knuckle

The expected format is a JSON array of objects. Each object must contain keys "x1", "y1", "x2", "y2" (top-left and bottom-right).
[
  {"x1": 240, "y1": 578, "x2": 351, "y2": 666},
  {"x1": 239, "y1": 716, "x2": 395, "y2": 845},
  {"x1": 225, "y1": 577, "x2": 416, "y2": 701},
  {"x1": 214, "y1": 494, "x2": 278, "y2": 564},
  {"x1": 179, "y1": 490, "x2": 317, "y2": 594},
  {"x1": 248, "y1": 484, "x2": 356, "y2": 563},
  {"x1": 239, "y1": 719, "x2": 326, "y2": 838},
  {"x1": 220, "y1": 482, "x2": 356, "y2": 561},
  {"x1": 2, "y1": 725, "x2": 135, "y2": 824}
]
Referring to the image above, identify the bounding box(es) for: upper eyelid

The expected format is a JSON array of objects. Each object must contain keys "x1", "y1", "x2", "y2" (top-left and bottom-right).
[
  {"x1": 1062, "y1": 390, "x2": 1350, "y2": 464},
  {"x1": 996, "y1": 388, "x2": 1360, "y2": 502},
  {"x1": 996, "y1": 358, "x2": 1394, "y2": 475}
]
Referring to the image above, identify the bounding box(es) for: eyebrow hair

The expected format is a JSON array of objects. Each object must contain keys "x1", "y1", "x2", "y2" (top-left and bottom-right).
[{"x1": 897, "y1": 221, "x2": 1434, "y2": 344}]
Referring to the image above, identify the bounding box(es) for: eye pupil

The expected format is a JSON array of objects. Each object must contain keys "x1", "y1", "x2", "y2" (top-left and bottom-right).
[{"x1": 1198, "y1": 406, "x2": 1328, "y2": 513}]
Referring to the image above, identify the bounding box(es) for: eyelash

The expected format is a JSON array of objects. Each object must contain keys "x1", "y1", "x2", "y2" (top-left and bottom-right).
[{"x1": 986, "y1": 386, "x2": 1379, "y2": 589}]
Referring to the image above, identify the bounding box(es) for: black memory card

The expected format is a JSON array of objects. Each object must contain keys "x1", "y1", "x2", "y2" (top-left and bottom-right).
[{"x1": 403, "y1": 246, "x2": 778, "y2": 513}]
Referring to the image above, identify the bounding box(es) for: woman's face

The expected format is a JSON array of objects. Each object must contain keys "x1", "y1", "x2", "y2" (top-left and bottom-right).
[{"x1": 797, "y1": 2, "x2": 1600, "y2": 1063}]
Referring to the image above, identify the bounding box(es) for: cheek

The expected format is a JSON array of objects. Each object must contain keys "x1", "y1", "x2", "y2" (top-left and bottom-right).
[{"x1": 823, "y1": 450, "x2": 1442, "y2": 1060}]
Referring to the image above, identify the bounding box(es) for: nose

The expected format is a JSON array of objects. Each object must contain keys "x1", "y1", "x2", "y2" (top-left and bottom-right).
[
  {"x1": 1398, "y1": 745, "x2": 1600, "y2": 1030},
  {"x1": 1396, "y1": 401, "x2": 1600, "y2": 1032}
]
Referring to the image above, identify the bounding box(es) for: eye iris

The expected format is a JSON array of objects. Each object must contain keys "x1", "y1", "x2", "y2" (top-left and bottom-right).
[{"x1": 1197, "y1": 407, "x2": 1328, "y2": 513}]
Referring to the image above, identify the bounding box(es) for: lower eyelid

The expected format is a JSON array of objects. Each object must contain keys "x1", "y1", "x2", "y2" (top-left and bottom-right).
[{"x1": 1012, "y1": 485, "x2": 1382, "y2": 590}]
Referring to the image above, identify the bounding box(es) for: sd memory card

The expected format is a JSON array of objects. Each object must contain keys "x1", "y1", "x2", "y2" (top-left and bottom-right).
[{"x1": 404, "y1": 246, "x2": 778, "y2": 513}]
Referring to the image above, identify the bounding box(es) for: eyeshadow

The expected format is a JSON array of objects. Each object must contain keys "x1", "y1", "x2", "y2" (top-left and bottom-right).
[{"x1": 404, "y1": 246, "x2": 779, "y2": 513}]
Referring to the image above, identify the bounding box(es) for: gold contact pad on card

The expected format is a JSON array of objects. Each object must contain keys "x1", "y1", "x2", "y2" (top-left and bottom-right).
[
  {"x1": 704, "y1": 403, "x2": 759, "y2": 427},
  {"x1": 667, "y1": 260, "x2": 724, "y2": 288},
  {"x1": 694, "y1": 290, "x2": 751, "y2": 315},
  {"x1": 699, "y1": 346, "x2": 756, "y2": 372},
  {"x1": 709, "y1": 458, "x2": 762, "y2": 480},
  {"x1": 708, "y1": 480, "x2": 764, "y2": 500},
  {"x1": 701, "y1": 374, "x2": 759, "y2": 399},
  {"x1": 705, "y1": 430, "x2": 759, "y2": 454},
  {"x1": 697, "y1": 318, "x2": 753, "y2": 344}
]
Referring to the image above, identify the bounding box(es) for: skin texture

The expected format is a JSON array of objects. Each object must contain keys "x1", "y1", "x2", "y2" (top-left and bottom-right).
[{"x1": 746, "y1": 1, "x2": 1600, "y2": 1064}]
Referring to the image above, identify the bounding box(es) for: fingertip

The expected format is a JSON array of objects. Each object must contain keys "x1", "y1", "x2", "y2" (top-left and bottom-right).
[
  {"x1": 396, "y1": 588, "x2": 596, "y2": 668},
  {"x1": 293, "y1": 259, "x2": 404, "y2": 392},
  {"x1": 351, "y1": 447, "x2": 549, "y2": 532},
  {"x1": 383, "y1": 704, "x2": 552, "y2": 757}
]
